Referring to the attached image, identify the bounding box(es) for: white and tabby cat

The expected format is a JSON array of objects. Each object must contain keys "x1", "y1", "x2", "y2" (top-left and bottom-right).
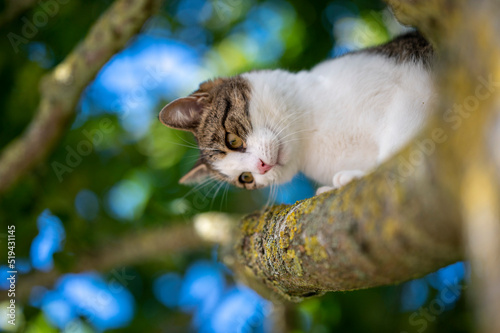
[{"x1": 159, "y1": 32, "x2": 436, "y2": 194}]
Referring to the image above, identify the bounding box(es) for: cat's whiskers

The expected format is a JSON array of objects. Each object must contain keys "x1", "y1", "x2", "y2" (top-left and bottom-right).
[
  {"x1": 270, "y1": 109, "x2": 314, "y2": 147},
  {"x1": 166, "y1": 141, "x2": 222, "y2": 152},
  {"x1": 200, "y1": 147, "x2": 223, "y2": 151},
  {"x1": 280, "y1": 129, "x2": 312, "y2": 140},
  {"x1": 220, "y1": 183, "x2": 230, "y2": 211},
  {"x1": 264, "y1": 186, "x2": 272, "y2": 209},
  {"x1": 263, "y1": 174, "x2": 279, "y2": 209},
  {"x1": 210, "y1": 179, "x2": 227, "y2": 210},
  {"x1": 279, "y1": 117, "x2": 311, "y2": 139},
  {"x1": 267, "y1": 108, "x2": 297, "y2": 136},
  {"x1": 272, "y1": 181, "x2": 278, "y2": 204},
  {"x1": 168, "y1": 135, "x2": 222, "y2": 152},
  {"x1": 280, "y1": 138, "x2": 305, "y2": 146},
  {"x1": 185, "y1": 177, "x2": 212, "y2": 195},
  {"x1": 182, "y1": 175, "x2": 217, "y2": 199},
  {"x1": 182, "y1": 181, "x2": 212, "y2": 200},
  {"x1": 162, "y1": 140, "x2": 199, "y2": 150},
  {"x1": 259, "y1": 100, "x2": 288, "y2": 134},
  {"x1": 175, "y1": 134, "x2": 199, "y2": 147},
  {"x1": 182, "y1": 150, "x2": 205, "y2": 158},
  {"x1": 274, "y1": 109, "x2": 314, "y2": 136},
  {"x1": 272, "y1": 183, "x2": 279, "y2": 207},
  {"x1": 203, "y1": 178, "x2": 225, "y2": 202},
  {"x1": 279, "y1": 128, "x2": 314, "y2": 142},
  {"x1": 266, "y1": 181, "x2": 277, "y2": 208}
]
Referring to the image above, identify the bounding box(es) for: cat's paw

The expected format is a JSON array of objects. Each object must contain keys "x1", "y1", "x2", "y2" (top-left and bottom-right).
[
  {"x1": 332, "y1": 170, "x2": 365, "y2": 188},
  {"x1": 316, "y1": 186, "x2": 334, "y2": 195}
]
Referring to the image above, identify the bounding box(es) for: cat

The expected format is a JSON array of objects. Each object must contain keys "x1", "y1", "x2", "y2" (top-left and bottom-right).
[{"x1": 159, "y1": 31, "x2": 436, "y2": 194}]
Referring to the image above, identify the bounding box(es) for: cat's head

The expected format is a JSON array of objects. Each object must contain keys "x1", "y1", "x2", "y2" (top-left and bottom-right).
[{"x1": 159, "y1": 75, "x2": 300, "y2": 189}]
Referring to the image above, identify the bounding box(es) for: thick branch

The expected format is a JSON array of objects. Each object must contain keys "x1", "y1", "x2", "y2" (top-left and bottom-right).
[
  {"x1": 0, "y1": 0, "x2": 163, "y2": 195},
  {"x1": 235, "y1": 0, "x2": 500, "y2": 315},
  {"x1": 437, "y1": 2, "x2": 500, "y2": 333},
  {"x1": 236, "y1": 143, "x2": 463, "y2": 301},
  {"x1": 12, "y1": 222, "x2": 210, "y2": 301}
]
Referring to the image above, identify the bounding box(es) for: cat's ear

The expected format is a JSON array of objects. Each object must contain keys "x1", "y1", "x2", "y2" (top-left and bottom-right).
[
  {"x1": 159, "y1": 78, "x2": 224, "y2": 132},
  {"x1": 179, "y1": 161, "x2": 211, "y2": 185},
  {"x1": 159, "y1": 93, "x2": 207, "y2": 132}
]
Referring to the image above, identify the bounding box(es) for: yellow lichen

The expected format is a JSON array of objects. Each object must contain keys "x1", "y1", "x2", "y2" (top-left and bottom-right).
[
  {"x1": 301, "y1": 197, "x2": 320, "y2": 215},
  {"x1": 279, "y1": 232, "x2": 289, "y2": 249},
  {"x1": 290, "y1": 225, "x2": 298, "y2": 241},
  {"x1": 285, "y1": 249, "x2": 303, "y2": 277},
  {"x1": 382, "y1": 218, "x2": 398, "y2": 239},
  {"x1": 304, "y1": 236, "x2": 328, "y2": 261},
  {"x1": 265, "y1": 238, "x2": 279, "y2": 261}
]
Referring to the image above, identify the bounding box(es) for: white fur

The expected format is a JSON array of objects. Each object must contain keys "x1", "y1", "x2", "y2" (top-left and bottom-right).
[{"x1": 214, "y1": 53, "x2": 437, "y2": 192}]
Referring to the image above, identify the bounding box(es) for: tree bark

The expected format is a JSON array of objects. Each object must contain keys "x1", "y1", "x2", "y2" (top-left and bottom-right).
[
  {"x1": 9, "y1": 222, "x2": 211, "y2": 302},
  {"x1": 236, "y1": 142, "x2": 464, "y2": 301},
  {"x1": 0, "y1": 0, "x2": 163, "y2": 195},
  {"x1": 235, "y1": 5, "x2": 500, "y2": 333},
  {"x1": 0, "y1": 0, "x2": 38, "y2": 27}
]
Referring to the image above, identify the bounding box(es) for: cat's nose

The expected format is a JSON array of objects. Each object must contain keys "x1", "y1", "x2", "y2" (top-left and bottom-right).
[{"x1": 258, "y1": 159, "x2": 273, "y2": 174}]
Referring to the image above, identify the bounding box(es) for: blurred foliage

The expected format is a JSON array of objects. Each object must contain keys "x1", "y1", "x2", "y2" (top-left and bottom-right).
[{"x1": 0, "y1": 0, "x2": 472, "y2": 332}]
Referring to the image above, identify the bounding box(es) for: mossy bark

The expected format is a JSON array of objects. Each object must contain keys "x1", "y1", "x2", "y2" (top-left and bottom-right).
[
  {"x1": 237, "y1": 145, "x2": 463, "y2": 301},
  {"x1": 236, "y1": 3, "x2": 500, "y2": 333}
]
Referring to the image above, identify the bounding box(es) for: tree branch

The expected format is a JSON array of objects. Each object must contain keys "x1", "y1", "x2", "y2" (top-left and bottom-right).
[
  {"x1": 235, "y1": 10, "x2": 500, "y2": 333},
  {"x1": 437, "y1": 2, "x2": 500, "y2": 333},
  {"x1": 13, "y1": 220, "x2": 217, "y2": 301},
  {"x1": 0, "y1": 0, "x2": 163, "y2": 195},
  {"x1": 0, "y1": 0, "x2": 38, "y2": 27},
  {"x1": 236, "y1": 143, "x2": 463, "y2": 301}
]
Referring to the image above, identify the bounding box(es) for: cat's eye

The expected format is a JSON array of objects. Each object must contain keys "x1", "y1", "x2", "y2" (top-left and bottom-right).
[
  {"x1": 239, "y1": 172, "x2": 254, "y2": 184},
  {"x1": 226, "y1": 133, "x2": 243, "y2": 150}
]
